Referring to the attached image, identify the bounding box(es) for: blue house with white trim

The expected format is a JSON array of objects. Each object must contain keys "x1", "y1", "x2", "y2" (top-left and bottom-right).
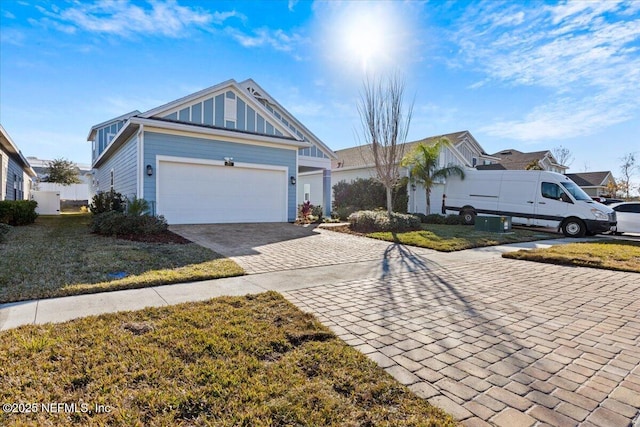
[
  {"x1": 1, "y1": 125, "x2": 37, "y2": 201},
  {"x1": 88, "y1": 79, "x2": 336, "y2": 224}
]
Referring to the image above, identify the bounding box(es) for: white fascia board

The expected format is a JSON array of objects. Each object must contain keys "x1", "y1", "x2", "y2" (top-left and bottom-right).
[
  {"x1": 140, "y1": 80, "x2": 300, "y2": 141},
  {"x1": 86, "y1": 110, "x2": 141, "y2": 141},
  {"x1": 0, "y1": 125, "x2": 37, "y2": 177},
  {"x1": 240, "y1": 79, "x2": 338, "y2": 159},
  {"x1": 299, "y1": 170, "x2": 323, "y2": 176},
  {"x1": 93, "y1": 119, "x2": 140, "y2": 169},
  {"x1": 132, "y1": 117, "x2": 311, "y2": 150},
  {"x1": 298, "y1": 155, "x2": 331, "y2": 169},
  {"x1": 444, "y1": 144, "x2": 473, "y2": 167}
]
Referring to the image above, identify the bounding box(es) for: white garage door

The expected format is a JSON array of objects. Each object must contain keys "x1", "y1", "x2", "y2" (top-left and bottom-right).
[{"x1": 157, "y1": 159, "x2": 287, "y2": 224}]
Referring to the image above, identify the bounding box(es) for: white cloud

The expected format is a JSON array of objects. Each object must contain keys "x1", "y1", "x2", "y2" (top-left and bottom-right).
[
  {"x1": 288, "y1": 0, "x2": 299, "y2": 12},
  {"x1": 35, "y1": 0, "x2": 239, "y2": 38},
  {"x1": 480, "y1": 91, "x2": 636, "y2": 141},
  {"x1": 226, "y1": 27, "x2": 303, "y2": 52},
  {"x1": 3, "y1": 10, "x2": 16, "y2": 19},
  {"x1": 453, "y1": 0, "x2": 640, "y2": 142}
]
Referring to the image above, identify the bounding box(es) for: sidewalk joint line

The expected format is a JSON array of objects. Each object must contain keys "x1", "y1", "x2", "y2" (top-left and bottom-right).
[
  {"x1": 152, "y1": 288, "x2": 169, "y2": 306},
  {"x1": 33, "y1": 300, "x2": 39, "y2": 324}
]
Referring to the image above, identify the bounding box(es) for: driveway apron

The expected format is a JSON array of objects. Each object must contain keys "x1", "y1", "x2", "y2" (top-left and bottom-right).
[{"x1": 172, "y1": 223, "x2": 640, "y2": 426}]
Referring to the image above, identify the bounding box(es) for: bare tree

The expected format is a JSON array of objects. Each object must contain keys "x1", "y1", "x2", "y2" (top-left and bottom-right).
[
  {"x1": 357, "y1": 75, "x2": 413, "y2": 215},
  {"x1": 619, "y1": 152, "x2": 638, "y2": 199},
  {"x1": 552, "y1": 145, "x2": 574, "y2": 168}
]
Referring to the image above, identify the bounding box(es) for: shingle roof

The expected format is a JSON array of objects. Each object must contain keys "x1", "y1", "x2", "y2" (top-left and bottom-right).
[
  {"x1": 486, "y1": 149, "x2": 553, "y2": 170},
  {"x1": 333, "y1": 131, "x2": 470, "y2": 169},
  {"x1": 565, "y1": 171, "x2": 611, "y2": 187}
]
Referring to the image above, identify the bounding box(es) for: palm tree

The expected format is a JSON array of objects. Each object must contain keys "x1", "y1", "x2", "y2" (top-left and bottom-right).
[{"x1": 401, "y1": 137, "x2": 465, "y2": 214}]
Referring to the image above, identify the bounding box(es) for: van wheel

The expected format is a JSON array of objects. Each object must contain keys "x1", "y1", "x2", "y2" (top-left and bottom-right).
[
  {"x1": 461, "y1": 209, "x2": 476, "y2": 225},
  {"x1": 562, "y1": 218, "x2": 586, "y2": 237}
]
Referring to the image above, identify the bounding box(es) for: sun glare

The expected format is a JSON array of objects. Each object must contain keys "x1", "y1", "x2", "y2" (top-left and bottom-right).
[
  {"x1": 320, "y1": 2, "x2": 413, "y2": 76},
  {"x1": 344, "y1": 12, "x2": 388, "y2": 71}
]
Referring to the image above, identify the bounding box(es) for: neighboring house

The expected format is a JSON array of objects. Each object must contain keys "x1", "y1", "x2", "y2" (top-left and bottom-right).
[
  {"x1": 27, "y1": 156, "x2": 93, "y2": 201},
  {"x1": 0, "y1": 125, "x2": 36, "y2": 201},
  {"x1": 477, "y1": 149, "x2": 568, "y2": 173},
  {"x1": 299, "y1": 130, "x2": 498, "y2": 214},
  {"x1": 88, "y1": 79, "x2": 336, "y2": 224},
  {"x1": 565, "y1": 171, "x2": 616, "y2": 197}
]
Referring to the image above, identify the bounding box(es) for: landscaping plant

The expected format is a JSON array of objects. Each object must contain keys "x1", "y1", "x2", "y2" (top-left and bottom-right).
[
  {"x1": 348, "y1": 210, "x2": 421, "y2": 233},
  {"x1": 0, "y1": 200, "x2": 38, "y2": 225}
]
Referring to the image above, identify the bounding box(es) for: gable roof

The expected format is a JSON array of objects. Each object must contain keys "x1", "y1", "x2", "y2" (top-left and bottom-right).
[
  {"x1": 565, "y1": 171, "x2": 613, "y2": 187},
  {"x1": 86, "y1": 110, "x2": 140, "y2": 141},
  {"x1": 487, "y1": 148, "x2": 565, "y2": 170},
  {"x1": 239, "y1": 79, "x2": 337, "y2": 160},
  {"x1": 333, "y1": 131, "x2": 472, "y2": 169},
  {"x1": 0, "y1": 124, "x2": 37, "y2": 177},
  {"x1": 139, "y1": 79, "x2": 300, "y2": 141}
]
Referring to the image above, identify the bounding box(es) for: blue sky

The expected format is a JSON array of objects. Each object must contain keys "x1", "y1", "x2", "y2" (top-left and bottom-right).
[{"x1": 1, "y1": 0, "x2": 639, "y2": 183}]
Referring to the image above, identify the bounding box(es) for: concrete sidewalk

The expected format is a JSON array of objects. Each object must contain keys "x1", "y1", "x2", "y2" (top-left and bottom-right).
[{"x1": 0, "y1": 237, "x2": 575, "y2": 331}]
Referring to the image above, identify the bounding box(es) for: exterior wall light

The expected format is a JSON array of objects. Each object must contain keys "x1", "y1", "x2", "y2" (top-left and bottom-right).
[
  {"x1": 290, "y1": 176, "x2": 296, "y2": 185},
  {"x1": 146, "y1": 165, "x2": 153, "y2": 176},
  {"x1": 411, "y1": 183, "x2": 416, "y2": 191}
]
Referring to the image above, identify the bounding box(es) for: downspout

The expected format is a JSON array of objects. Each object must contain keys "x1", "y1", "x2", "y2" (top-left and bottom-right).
[{"x1": 137, "y1": 124, "x2": 144, "y2": 199}]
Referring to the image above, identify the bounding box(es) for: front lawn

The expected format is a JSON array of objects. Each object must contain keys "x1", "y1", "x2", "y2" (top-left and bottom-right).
[
  {"x1": 502, "y1": 240, "x2": 640, "y2": 273},
  {"x1": 0, "y1": 292, "x2": 456, "y2": 426},
  {"x1": 0, "y1": 214, "x2": 244, "y2": 303},
  {"x1": 367, "y1": 224, "x2": 558, "y2": 252}
]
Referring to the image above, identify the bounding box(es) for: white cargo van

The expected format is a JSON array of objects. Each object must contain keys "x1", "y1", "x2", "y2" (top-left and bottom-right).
[{"x1": 443, "y1": 170, "x2": 616, "y2": 237}]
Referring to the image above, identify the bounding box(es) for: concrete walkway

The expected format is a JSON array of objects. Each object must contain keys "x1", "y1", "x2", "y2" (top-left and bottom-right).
[{"x1": 1, "y1": 228, "x2": 639, "y2": 427}]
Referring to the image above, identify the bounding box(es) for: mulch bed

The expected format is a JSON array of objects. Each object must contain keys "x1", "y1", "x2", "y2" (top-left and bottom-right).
[{"x1": 113, "y1": 231, "x2": 193, "y2": 244}]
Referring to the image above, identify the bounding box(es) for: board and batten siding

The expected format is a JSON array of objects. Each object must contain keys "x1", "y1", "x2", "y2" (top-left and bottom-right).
[
  {"x1": 96, "y1": 134, "x2": 138, "y2": 198},
  {"x1": 143, "y1": 131, "x2": 298, "y2": 221}
]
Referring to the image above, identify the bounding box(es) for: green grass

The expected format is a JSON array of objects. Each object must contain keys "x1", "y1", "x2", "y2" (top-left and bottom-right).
[
  {"x1": 0, "y1": 292, "x2": 456, "y2": 426},
  {"x1": 0, "y1": 214, "x2": 244, "y2": 303},
  {"x1": 368, "y1": 224, "x2": 558, "y2": 252},
  {"x1": 503, "y1": 240, "x2": 640, "y2": 273}
]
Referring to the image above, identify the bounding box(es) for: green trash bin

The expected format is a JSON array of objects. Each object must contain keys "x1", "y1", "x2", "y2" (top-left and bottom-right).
[{"x1": 474, "y1": 216, "x2": 512, "y2": 232}]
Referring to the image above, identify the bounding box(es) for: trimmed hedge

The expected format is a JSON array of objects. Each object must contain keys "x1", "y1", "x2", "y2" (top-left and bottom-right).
[
  {"x1": 412, "y1": 213, "x2": 467, "y2": 225},
  {"x1": 90, "y1": 211, "x2": 168, "y2": 236},
  {"x1": 0, "y1": 200, "x2": 38, "y2": 226},
  {"x1": 348, "y1": 210, "x2": 421, "y2": 233}
]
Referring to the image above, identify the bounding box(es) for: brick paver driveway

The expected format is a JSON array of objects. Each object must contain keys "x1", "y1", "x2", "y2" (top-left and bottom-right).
[
  {"x1": 170, "y1": 223, "x2": 419, "y2": 274},
  {"x1": 173, "y1": 223, "x2": 640, "y2": 426}
]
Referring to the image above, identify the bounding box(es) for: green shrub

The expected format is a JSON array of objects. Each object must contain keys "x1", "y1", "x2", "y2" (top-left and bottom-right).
[
  {"x1": 348, "y1": 210, "x2": 421, "y2": 233},
  {"x1": 0, "y1": 223, "x2": 11, "y2": 243},
  {"x1": 311, "y1": 204, "x2": 323, "y2": 220},
  {"x1": 90, "y1": 211, "x2": 168, "y2": 236},
  {"x1": 0, "y1": 200, "x2": 38, "y2": 225},
  {"x1": 332, "y1": 206, "x2": 357, "y2": 221},
  {"x1": 89, "y1": 190, "x2": 126, "y2": 215},
  {"x1": 126, "y1": 196, "x2": 150, "y2": 216},
  {"x1": 332, "y1": 178, "x2": 408, "y2": 216},
  {"x1": 444, "y1": 214, "x2": 466, "y2": 225}
]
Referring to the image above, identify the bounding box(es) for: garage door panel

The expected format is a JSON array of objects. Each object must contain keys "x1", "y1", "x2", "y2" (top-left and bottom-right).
[{"x1": 157, "y1": 161, "x2": 286, "y2": 224}]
